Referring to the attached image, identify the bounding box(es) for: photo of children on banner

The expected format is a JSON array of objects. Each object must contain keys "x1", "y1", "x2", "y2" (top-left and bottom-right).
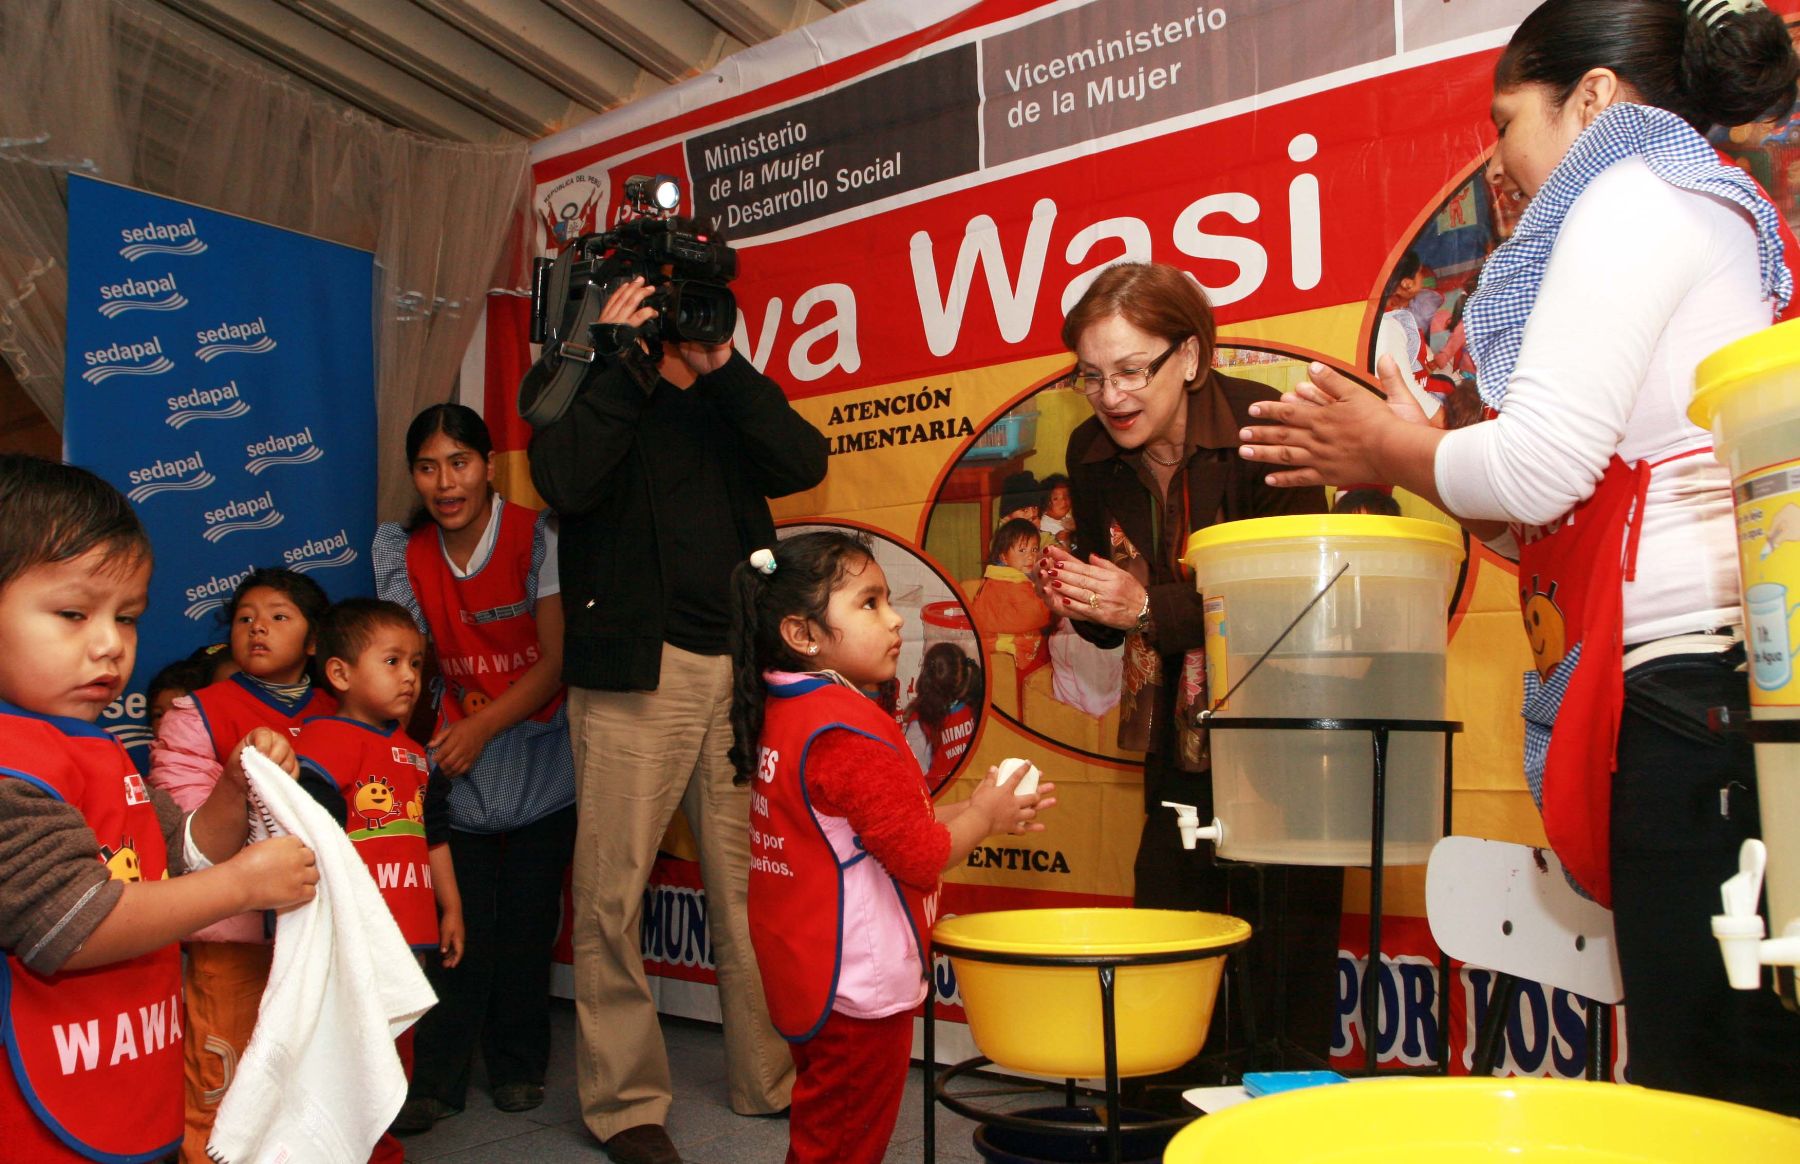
[
  {"x1": 1038, "y1": 473, "x2": 1075, "y2": 550},
  {"x1": 970, "y1": 517, "x2": 1054, "y2": 709},
  {"x1": 931, "y1": 347, "x2": 1332, "y2": 758},
  {"x1": 779, "y1": 524, "x2": 986, "y2": 788}
]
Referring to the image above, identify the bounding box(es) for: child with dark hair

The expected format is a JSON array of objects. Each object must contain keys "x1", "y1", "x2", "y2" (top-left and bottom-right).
[
  {"x1": 903, "y1": 643, "x2": 983, "y2": 792},
  {"x1": 995, "y1": 469, "x2": 1043, "y2": 523},
  {"x1": 149, "y1": 565, "x2": 337, "y2": 1158},
  {"x1": 188, "y1": 639, "x2": 239, "y2": 685},
  {"x1": 0, "y1": 455, "x2": 319, "y2": 1163},
  {"x1": 296, "y1": 597, "x2": 461, "y2": 1164},
  {"x1": 970, "y1": 517, "x2": 1054, "y2": 676},
  {"x1": 1037, "y1": 472, "x2": 1074, "y2": 549},
  {"x1": 147, "y1": 657, "x2": 212, "y2": 737},
  {"x1": 1332, "y1": 488, "x2": 1402, "y2": 517},
  {"x1": 727, "y1": 531, "x2": 1053, "y2": 1164}
]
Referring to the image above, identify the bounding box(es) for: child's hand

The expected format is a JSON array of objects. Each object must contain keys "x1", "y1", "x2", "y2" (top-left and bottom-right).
[
  {"x1": 438, "y1": 907, "x2": 466, "y2": 969},
  {"x1": 428, "y1": 717, "x2": 495, "y2": 778},
  {"x1": 226, "y1": 835, "x2": 319, "y2": 911},
  {"x1": 222, "y1": 727, "x2": 299, "y2": 791},
  {"x1": 968, "y1": 765, "x2": 1056, "y2": 837}
]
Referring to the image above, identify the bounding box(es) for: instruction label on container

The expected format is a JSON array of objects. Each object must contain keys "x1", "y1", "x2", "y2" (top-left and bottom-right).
[
  {"x1": 1203, "y1": 595, "x2": 1229, "y2": 709},
  {"x1": 1735, "y1": 456, "x2": 1800, "y2": 706}
]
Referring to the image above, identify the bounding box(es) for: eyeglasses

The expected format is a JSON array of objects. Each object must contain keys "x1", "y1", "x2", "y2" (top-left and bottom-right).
[{"x1": 1063, "y1": 338, "x2": 1187, "y2": 397}]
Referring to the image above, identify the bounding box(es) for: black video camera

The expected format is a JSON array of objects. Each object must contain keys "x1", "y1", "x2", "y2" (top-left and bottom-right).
[{"x1": 519, "y1": 174, "x2": 739, "y2": 427}]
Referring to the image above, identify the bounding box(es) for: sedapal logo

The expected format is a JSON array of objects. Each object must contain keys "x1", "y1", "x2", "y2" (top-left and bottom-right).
[
  {"x1": 118, "y1": 217, "x2": 207, "y2": 263},
  {"x1": 105, "y1": 721, "x2": 155, "y2": 753},
  {"x1": 97, "y1": 272, "x2": 188, "y2": 318},
  {"x1": 283, "y1": 528, "x2": 358, "y2": 575},
  {"x1": 125, "y1": 450, "x2": 214, "y2": 503},
  {"x1": 245, "y1": 426, "x2": 323, "y2": 475},
  {"x1": 183, "y1": 562, "x2": 257, "y2": 621},
  {"x1": 202, "y1": 490, "x2": 283, "y2": 542},
  {"x1": 166, "y1": 378, "x2": 250, "y2": 429},
  {"x1": 194, "y1": 317, "x2": 276, "y2": 363},
  {"x1": 81, "y1": 336, "x2": 174, "y2": 384}
]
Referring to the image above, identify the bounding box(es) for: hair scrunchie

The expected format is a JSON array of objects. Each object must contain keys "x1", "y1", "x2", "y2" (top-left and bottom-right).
[
  {"x1": 749, "y1": 548, "x2": 777, "y2": 575},
  {"x1": 1688, "y1": 0, "x2": 1765, "y2": 29}
]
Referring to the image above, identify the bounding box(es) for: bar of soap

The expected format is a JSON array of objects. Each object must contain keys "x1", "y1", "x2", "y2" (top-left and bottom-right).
[
  {"x1": 1241, "y1": 1070, "x2": 1348, "y2": 1098},
  {"x1": 996, "y1": 757, "x2": 1040, "y2": 796}
]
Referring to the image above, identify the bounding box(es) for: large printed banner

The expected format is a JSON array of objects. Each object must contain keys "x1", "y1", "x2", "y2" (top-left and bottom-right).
[
  {"x1": 508, "y1": 0, "x2": 1800, "y2": 1066},
  {"x1": 65, "y1": 175, "x2": 377, "y2": 763}
]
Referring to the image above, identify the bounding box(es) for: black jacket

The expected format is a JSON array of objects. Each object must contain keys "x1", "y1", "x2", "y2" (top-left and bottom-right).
[{"x1": 528, "y1": 352, "x2": 828, "y2": 691}]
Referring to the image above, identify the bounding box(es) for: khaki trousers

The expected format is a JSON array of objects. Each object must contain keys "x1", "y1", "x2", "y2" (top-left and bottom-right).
[{"x1": 567, "y1": 645, "x2": 794, "y2": 1140}]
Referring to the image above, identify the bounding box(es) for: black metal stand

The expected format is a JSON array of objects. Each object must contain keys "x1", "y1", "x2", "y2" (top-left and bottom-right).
[
  {"x1": 1203, "y1": 716, "x2": 1461, "y2": 1076},
  {"x1": 1745, "y1": 719, "x2": 1800, "y2": 743},
  {"x1": 922, "y1": 937, "x2": 1247, "y2": 1164}
]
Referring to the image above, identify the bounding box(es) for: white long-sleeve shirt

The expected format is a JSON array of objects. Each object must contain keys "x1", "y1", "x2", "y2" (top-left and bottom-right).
[{"x1": 1436, "y1": 158, "x2": 1769, "y2": 642}]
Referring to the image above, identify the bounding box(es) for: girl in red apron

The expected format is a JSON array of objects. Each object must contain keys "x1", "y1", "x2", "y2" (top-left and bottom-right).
[
  {"x1": 149, "y1": 567, "x2": 336, "y2": 1160},
  {"x1": 727, "y1": 530, "x2": 1054, "y2": 1164},
  {"x1": 1238, "y1": 0, "x2": 1800, "y2": 1114}
]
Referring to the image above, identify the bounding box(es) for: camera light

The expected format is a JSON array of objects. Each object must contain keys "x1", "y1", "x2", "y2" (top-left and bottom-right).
[
  {"x1": 650, "y1": 176, "x2": 680, "y2": 211},
  {"x1": 625, "y1": 173, "x2": 681, "y2": 213}
]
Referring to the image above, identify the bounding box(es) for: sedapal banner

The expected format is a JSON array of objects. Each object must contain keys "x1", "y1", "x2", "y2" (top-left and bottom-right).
[
  {"x1": 65, "y1": 175, "x2": 376, "y2": 765},
  {"x1": 509, "y1": 0, "x2": 1800, "y2": 1068}
]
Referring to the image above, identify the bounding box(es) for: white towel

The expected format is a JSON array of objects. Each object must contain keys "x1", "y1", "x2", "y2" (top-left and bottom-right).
[{"x1": 208, "y1": 747, "x2": 437, "y2": 1164}]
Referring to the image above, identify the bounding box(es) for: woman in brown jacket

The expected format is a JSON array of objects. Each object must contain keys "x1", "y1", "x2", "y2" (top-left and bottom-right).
[{"x1": 1039, "y1": 261, "x2": 1340, "y2": 1061}]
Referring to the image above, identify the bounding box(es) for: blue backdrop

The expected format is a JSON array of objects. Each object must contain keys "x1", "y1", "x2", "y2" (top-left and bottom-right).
[{"x1": 64, "y1": 174, "x2": 376, "y2": 763}]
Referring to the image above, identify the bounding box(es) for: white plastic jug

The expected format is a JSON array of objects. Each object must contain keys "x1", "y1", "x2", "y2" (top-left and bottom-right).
[{"x1": 1185, "y1": 514, "x2": 1464, "y2": 866}]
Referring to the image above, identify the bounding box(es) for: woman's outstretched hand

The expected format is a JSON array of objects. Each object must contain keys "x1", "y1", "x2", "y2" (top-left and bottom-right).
[
  {"x1": 1037, "y1": 544, "x2": 1146, "y2": 630},
  {"x1": 1237, "y1": 356, "x2": 1430, "y2": 489}
]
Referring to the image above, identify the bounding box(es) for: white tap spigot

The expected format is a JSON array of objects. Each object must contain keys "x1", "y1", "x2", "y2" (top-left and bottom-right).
[
  {"x1": 1160, "y1": 801, "x2": 1223, "y2": 850},
  {"x1": 1713, "y1": 840, "x2": 1775, "y2": 989}
]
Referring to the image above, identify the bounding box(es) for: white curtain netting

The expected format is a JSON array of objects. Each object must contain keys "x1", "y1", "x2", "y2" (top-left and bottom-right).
[{"x1": 0, "y1": 0, "x2": 532, "y2": 519}]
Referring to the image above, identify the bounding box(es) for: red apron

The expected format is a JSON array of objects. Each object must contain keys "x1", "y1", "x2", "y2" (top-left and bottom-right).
[
  {"x1": 0, "y1": 707, "x2": 182, "y2": 1162},
  {"x1": 404, "y1": 502, "x2": 562, "y2": 728},
  {"x1": 295, "y1": 717, "x2": 439, "y2": 948},
  {"x1": 915, "y1": 700, "x2": 975, "y2": 795},
  {"x1": 749, "y1": 678, "x2": 936, "y2": 1041},
  {"x1": 1516, "y1": 449, "x2": 1723, "y2": 906}
]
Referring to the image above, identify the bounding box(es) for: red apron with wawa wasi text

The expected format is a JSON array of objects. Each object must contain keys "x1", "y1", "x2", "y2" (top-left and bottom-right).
[
  {"x1": 295, "y1": 716, "x2": 439, "y2": 948},
  {"x1": 404, "y1": 502, "x2": 562, "y2": 728},
  {"x1": 0, "y1": 705, "x2": 182, "y2": 1162}
]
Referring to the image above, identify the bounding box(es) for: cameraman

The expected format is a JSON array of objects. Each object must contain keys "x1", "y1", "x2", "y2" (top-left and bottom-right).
[{"x1": 529, "y1": 276, "x2": 822, "y2": 1164}]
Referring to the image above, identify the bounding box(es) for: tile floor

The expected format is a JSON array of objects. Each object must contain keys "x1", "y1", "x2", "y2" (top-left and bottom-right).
[{"x1": 402, "y1": 1001, "x2": 1041, "y2": 1163}]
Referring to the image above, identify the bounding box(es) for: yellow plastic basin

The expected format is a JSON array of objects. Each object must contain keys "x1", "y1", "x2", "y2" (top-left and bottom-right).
[
  {"x1": 932, "y1": 908, "x2": 1249, "y2": 1079},
  {"x1": 1164, "y1": 1077, "x2": 1800, "y2": 1162}
]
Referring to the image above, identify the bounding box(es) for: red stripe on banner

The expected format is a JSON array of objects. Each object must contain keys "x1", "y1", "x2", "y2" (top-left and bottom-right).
[{"x1": 483, "y1": 293, "x2": 536, "y2": 458}]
